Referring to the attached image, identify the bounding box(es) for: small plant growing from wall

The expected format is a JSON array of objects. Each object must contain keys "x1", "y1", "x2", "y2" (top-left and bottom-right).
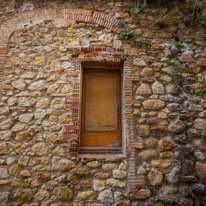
[
  {"x1": 174, "y1": 42, "x2": 186, "y2": 48},
  {"x1": 190, "y1": 88, "x2": 206, "y2": 97},
  {"x1": 129, "y1": 0, "x2": 147, "y2": 18},
  {"x1": 167, "y1": 59, "x2": 178, "y2": 66},
  {"x1": 117, "y1": 19, "x2": 135, "y2": 40},
  {"x1": 192, "y1": 12, "x2": 206, "y2": 31},
  {"x1": 118, "y1": 29, "x2": 135, "y2": 40},
  {"x1": 122, "y1": 52, "x2": 128, "y2": 58},
  {"x1": 188, "y1": 118, "x2": 194, "y2": 123},
  {"x1": 200, "y1": 134, "x2": 206, "y2": 143}
]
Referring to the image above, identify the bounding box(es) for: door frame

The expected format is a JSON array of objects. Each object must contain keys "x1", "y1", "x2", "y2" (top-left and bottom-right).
[{"x1": 79, "y1": 63, "x2": 123, "y2": 154}]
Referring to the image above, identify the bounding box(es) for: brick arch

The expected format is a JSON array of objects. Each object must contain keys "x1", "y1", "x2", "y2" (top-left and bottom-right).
[{"x1": 0, "y1": 8, "x2": 122, "y2": 85}]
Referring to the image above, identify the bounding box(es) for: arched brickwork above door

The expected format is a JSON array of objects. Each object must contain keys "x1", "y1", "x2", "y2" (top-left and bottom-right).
[{"x1": 0, "y1": 8, "x2": 124, "y2": 85}]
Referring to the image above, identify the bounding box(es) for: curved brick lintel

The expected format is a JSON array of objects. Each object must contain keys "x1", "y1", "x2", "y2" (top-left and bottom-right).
[
  {"x1": 0, "y1": 8, "x2": 121, "y2": 43},
  {"x1": 0, "y1": 8, "x2": 123, "y2": 86}
]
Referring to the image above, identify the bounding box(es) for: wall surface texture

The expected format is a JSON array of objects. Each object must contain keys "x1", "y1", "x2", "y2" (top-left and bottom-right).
[{"x1": 1, "y1": 0, "x2": 206, "y2": 206}]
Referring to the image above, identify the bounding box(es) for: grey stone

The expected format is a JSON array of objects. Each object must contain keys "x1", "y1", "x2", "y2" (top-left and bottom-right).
[
  {"x1": 159, "y1": 75, "x2": 173, "y2": 82},
  {"x1": 166, "y1": 84, "x2": 181, "y2": 95},
  {"x1": 178, "y1": 198, "x2": 193, "y2": 206},
  {"x1": 13, "y1": 188, "x2": 33, "y2": 202},
  {"x1": 102, "y1": 163, "x2": 118, "y2": 171},
  {"x1": 61, "y1": 85, "x2": 72, "y2": 94},
  {"x1": 182, "y1": 159, "x2": 195, "y2": 176},
  {"x1": 34, "y1": 189, "x2": 49, "y2": 201},
  {"x1": 148, "y1": 168, "x2": 163, "y2": 186},
  {"x1": 28, "y1": 80, "x2": 46, "y2": 90},
  {"x1": 195, "y1": 151, "x2": 205, "y2": 161},
  {"x1": 12, "y1": 79, "x2": 26, "y2": 90},
  {"x1": 62, "y1": 62, "x2": 72, "y2": 69},
  {"x1": 167, "y1": 103, "x2": 183, "y2": 112},
  {"x1": 168, "y1": 120, "x2": 186, "y2": 133},
  {"x1": 0, "y1": 119, "x2": 13, "y2": 130},
  {"x1": 50, "y1": 98, "x2": 64, "y2": 109},
  {"x1": 174, "y1": 134, "x2": 188, "y2": 144},
  {"x1": 162, "y1": 65, "x2": 181, "y2": 76},
  {"x1": 142, "y1": 100, "x2": 165, "y2": 110},
  {"x1": 186, "y1": 129, "x2": 201, "y2": 139},
  {"x1": 194, "y1": 119, "x2": 206, "y2": 130},
  {"x1": 77, "y1": 191, "x2": 96, "y2": 201},
  {"x1": 165, "y1": 166, "x2": 180, "y2": 183},
  {"x1": 16, "y1": 91, "x2": 30, "y2": 97},
  {"x1": 0, "y1": 106, "x2": 9, "y2": 115},
  {"x1": 106, "y1": 178, "x2": 125, "y2": 187},
  {"x1": 138, "y1": 149, "x2": 158, "y2": 162},
  {"x1": 18, "y1": 156, "x2": 29, "y2": 166},
  {"x1": 52, "y1": 157, "x2": 74, "y2": 170},
  {"x1": 31, "y1": 143, "x2": 48, "y2": 156},
  {"x1": 192, "y1": 184, "x2": 206, "y2": 194},
  {"x1": 8, "y1": 97, "x2": 17, "y2": 106},
  {"x1": 18, "y1": 97, "x2": 31, "y2": 107},
  {"x1": 201, "y1": 100, "x2": 206, "y2": 108},
  {"x1": 19, "y1": 114, "x2": 33, "y2": 123},
  {"x1": 34, "y1": 109, "x2": 46, "y2": 119},
  {"x1": 184, "y1": 101, "x2": 203, "y2": 112},
  {"x1": 93, "y1": 179, "x2": 105, "y2": 191},
  {"x1": 0, "y1": 192, "x2": 10, "y2": 202},
  {"x1": 114, "y1": 191, "x2": 123, "y2": 201},
  {"x1": 0, "y1": 168, "x2": 9, "y2": 178},
  {"x1": 36, "y1": 98, "x2": 49, "y2": 109},
  {"x1": 6, "y1": 157, "x2": 15, "y2": 165},
  {"x1": 113, "y1": 169, "x2": 127, "y2": 179},
  {"x1": 137, "y1": 165, "x2": 146, "y2": 175},
  {"x1": 159, "y1": 94, "x2": 182, "y2": 102},
  {"x1": 136, "y1": 84, "x2": 151, "y2": 95},
  {"x1": 181, "y1": 175, "x2": 197, "y2": 183},
  {"x1": 97, "y1": 190, "x2": 113, "y2": 203},
  {"x1": 152, "y1": 81, "x2": 164, "y2": 94},
  {"x1": 0, "y1": 131, "x2": 12, "y2": 140},
  {"x1": 20, "y1": 72, "x2": 36, "y2": 79},
  {"x1": 133, "y1": 58, "x2": 147, "y2": 67},
  {"x1": 42, "y1": 181, "x2": 58, "y2": 190}
]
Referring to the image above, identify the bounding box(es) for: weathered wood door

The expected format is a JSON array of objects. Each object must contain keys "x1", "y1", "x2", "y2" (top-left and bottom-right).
[{"x1": 80, "y1": 68, "x2": 122, "y2": 153}]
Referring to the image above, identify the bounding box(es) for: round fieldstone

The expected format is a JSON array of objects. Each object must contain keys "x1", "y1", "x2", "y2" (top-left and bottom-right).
[
  {"x1": 28, "y1": 80, "x2": 46, "y2": 90},
  {"x1": 97, "y1": 190, "x2": 113, "y2": 203},
  {"x1": 9, "y1": 57, "x2": 20, "y2": 66},
  {"x1": 136, "y1": 84, "x2": 151, "y2": 95},
  {"x1": 93, "y1": 179, "x2": 105, "y2": 191},
  {"x1": 142, "y1": 100, "x2": 165, "y2": 110},
  {"x1": 12, "y1": 79, "x2": 26, "y2": 90},
  {"x1": 77, "y1": 191, "x2": 96, "y2": 201},
  {"x1": 0, "y1": 143, "x2": 10, "y2": 155},
  {"x1": 50, "y1": 98, "x2": 64, "y2": 109},
  {"x1": 113, "y1": 169, "x2": 127, "y2": 179},
  {"x1": 31, "y1": 142, "x2": 48, "y2": 156},
  {"x1": 34, "y1": 109, "x2": 46, "y2": 119},
  {"x1": 148, "y1": 168, "x2": 163, "y2": 186},
  {"x1": 106, "y1": 178, "x2": 125, "y2": 188},
  {"x1": 36, "y1": 98, "x2": 49, "y2": 109},
  {"x1": 138, "y1": 149, "x2": 158, "y2": 162},
  {"x1": 54, "y1": 186, "x2": 73, "y2": 201},
  {"x1": 152, "y1": 81, "x2": 164, "y2": 94},
  {"x1": 34, "y1": 57, "x2": 46, "y2": 66},
  {"x1": 168, "y1": 120, "x2": 186, "y2": 133}
]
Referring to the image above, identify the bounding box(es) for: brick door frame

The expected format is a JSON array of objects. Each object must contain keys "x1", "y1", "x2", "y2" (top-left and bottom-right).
[{"x1": 0, "y1": 8, "x2": 141, "y2": 158}]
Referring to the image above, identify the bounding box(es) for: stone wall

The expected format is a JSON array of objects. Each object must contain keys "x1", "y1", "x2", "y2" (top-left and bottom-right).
[{"x1": 1, "y1": 0, "x2": 206, "y2": 206}]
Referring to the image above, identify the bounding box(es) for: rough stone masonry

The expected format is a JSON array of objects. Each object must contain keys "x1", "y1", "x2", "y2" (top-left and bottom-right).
[{"x1": 1, "y1": 0, "x2": 206, "y2": 206}]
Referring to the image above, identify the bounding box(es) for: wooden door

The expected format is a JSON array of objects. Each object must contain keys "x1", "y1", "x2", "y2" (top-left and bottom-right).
[{"x1": 80, "y1": 68, "x2": 122, "y2": 153}]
